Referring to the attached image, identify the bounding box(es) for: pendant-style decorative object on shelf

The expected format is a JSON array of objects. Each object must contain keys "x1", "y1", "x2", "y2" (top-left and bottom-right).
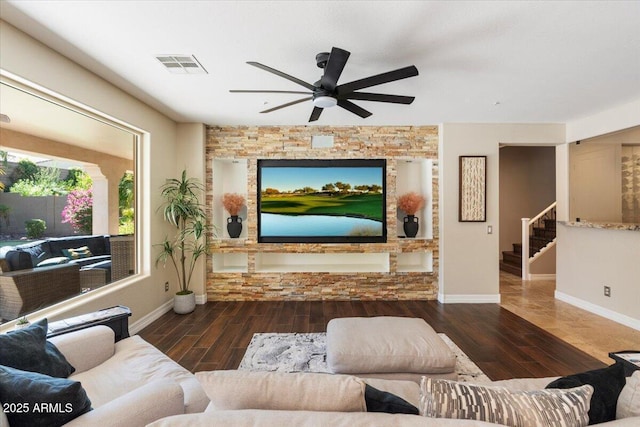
[
  {"x1": 227, "y1": 215, "x2": 242, "y2": 238},
  {"x1": 403, "y1": 215, "x2": 419, "y2": 238}
]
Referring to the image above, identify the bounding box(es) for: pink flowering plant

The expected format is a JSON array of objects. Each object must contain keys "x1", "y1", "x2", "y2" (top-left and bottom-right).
[
  {"x1": 397, "y1": 192, "x2": 425, "y2": 216},
  {"x1": 61, "y1": 189, "x2": 93, "y2": 234}
]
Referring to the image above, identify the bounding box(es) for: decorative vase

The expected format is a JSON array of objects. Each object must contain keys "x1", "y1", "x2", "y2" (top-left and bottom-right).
[
  {"x1": 403, "y1": 215, "x2": 419, "y2": 238},
  {"x1": 174, "y1": 291, "x2": 196, "y2": 314},
  {"x1": 227, "y1": 215, "x2": 242, "y2": 238}
]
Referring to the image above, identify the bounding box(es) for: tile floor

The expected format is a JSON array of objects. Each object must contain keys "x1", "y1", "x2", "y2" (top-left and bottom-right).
[{"x1": 499, "y1": 272, "x2": 640, "y2": 364}]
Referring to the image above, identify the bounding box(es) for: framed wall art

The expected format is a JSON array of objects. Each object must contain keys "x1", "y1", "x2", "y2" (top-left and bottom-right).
[{"x1": 459, "y1": 155, "x2": 486, "y2": 222}]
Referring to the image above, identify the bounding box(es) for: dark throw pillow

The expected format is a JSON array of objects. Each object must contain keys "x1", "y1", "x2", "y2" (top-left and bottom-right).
[
  {"x1": 0, "y1": 365, "x2": 92, "y2": 427},
  {"x1": 364, "y1": 384, "x2": 419, "y2": 414},
  {"x1": 0, "y1": 319, "x2": 75, "y2": 378},
  {"x1": 546, "y1": 363, "x2": 626, "y2": 424}
]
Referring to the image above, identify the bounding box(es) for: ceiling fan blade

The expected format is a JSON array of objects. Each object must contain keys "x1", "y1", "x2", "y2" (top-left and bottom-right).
[
  {"x1": 247, "y1": 62, "x2": 316, "y2": 91},
  {"x1": 339, "y1": 92, "x2": 415, "y2": 104},
  {"x1": 320, "y1": 47, "x2": 350, "y2": 91},
  {"x1": 260, "y1": 96, "x2": 312, "y2": 114},
  {"x1": 337, "y1": 99, "x2": 372, "y2": 119},
  {"x1": 309, "y1": 107, "x2": 323, "y2": 122},
  {"x1": 336, "y1": 65, "x2": 419, "y2": 95},
  {"x1": 230, "y1": 89, "x2": 312, "y2": 94}
]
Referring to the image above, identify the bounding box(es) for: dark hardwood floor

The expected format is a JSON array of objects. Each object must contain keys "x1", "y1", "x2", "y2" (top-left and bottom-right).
[{"x1": 138, "y1": 300, "x2": 605, "y2": 381}]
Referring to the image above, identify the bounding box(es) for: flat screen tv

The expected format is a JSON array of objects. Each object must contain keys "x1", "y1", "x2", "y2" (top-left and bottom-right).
[{"x1": 257, "y1": 159, "x2": 387, "y2": 243}]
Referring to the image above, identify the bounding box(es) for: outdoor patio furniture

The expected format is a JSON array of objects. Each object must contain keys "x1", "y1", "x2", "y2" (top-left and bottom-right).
[{"x1": 0, "y1": 263, "x2": 81, "y2": 320}]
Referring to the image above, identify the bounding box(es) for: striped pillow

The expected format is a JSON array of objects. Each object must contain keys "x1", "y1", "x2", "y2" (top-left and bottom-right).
[{"x1": 420, "y1": 377, "x2": 592, "y2": 427}]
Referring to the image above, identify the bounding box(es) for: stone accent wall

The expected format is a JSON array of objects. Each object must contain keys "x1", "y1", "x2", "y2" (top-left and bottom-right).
[{"x1": 205, "y1": 125, "x2": 439, "y2": 301}]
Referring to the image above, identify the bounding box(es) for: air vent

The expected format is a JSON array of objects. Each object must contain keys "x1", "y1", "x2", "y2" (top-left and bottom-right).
[{"x1": 155, "y1": 55, "x2": 207, "y2": 74}]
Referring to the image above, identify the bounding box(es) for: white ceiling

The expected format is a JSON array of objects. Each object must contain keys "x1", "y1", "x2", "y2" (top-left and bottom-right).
[{"x1": 1, "y1": 0, "x2": 639, "y2": 127}]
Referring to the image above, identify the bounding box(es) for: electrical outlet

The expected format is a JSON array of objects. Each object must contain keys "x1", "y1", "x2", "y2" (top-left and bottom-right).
[
  {"x1": 165, "y1": 281, "x2": 169, "y2": 292},
  {"x1": 604, "y1": 285, "x2": 611, "y2": 297}
]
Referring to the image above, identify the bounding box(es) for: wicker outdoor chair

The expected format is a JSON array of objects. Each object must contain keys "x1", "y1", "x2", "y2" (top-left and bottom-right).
[
  {"x1": 110, "y1": 235, "x2": 134, "y2": 282},
  {"x1": 0, "y1": 263, "x2": 81, "y2": 321}
]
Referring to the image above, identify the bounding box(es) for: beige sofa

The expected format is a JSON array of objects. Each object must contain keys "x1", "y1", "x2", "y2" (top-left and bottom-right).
[
  {"x1": 148, "y1": 370, "x2": 640, "y2": 427},
  {"x1": 1, "y1": 325, "x2": 208, "y2": 427}
]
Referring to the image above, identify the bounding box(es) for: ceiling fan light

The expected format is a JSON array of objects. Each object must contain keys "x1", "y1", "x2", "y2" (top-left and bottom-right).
[{"x1": 312, "y1": 95, "x2": 337, "y2": 108}]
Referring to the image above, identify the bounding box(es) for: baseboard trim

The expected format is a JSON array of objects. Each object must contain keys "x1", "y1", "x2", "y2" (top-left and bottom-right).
[
  {"x1": 529, "y1": 274, "x2": 556, "y2": 281},
  {"x1": 129, "y1": 294, "x2": 207, "y2": 335},
  {"x1": 555, "y1": 291, "x2": 640, "y2": 331},
  {"x1": 129, "y1": 299, "x2": 173, "y2": 335},
  {"x1": 438, "y1": 293, "x2": 501, "y2": 304}
]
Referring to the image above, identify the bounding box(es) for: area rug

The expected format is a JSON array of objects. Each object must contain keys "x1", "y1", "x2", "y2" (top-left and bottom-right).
[{"x1": 239, "y1": 332, "x2": 490, "y2": 382}]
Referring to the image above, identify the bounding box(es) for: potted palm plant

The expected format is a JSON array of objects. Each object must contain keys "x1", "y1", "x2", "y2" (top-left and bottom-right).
[{"x1": 156, "y1": 170, "x2": 209, "y2": 314}]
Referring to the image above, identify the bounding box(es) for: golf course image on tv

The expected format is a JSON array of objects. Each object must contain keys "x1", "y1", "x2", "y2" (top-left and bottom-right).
[{"x1": 257, "y1": 159, "x2": 387, "y2": 243}]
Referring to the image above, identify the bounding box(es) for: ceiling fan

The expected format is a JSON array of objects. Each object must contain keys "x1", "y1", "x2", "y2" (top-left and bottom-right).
[{"x1": 230, "y1": 47, "x2": 419, "y2": 122}]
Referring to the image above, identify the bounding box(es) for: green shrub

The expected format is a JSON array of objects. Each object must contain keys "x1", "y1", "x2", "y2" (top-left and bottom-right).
[
  {"x1": 9, "y1": 167, "x2": 67, "y2": 196},
  {"x1": 11, "y1": 159, "x2": 39, "y2": 182},
  {"x1": 25, "y1": 219, "x2": 46, "y2": 239}
]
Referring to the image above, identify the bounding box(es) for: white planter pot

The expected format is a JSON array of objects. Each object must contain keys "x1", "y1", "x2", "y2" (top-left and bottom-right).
[
  {"x1": 14, "y1": 322, "x2": 31, "y2": 330},
  {"x1": 174, "y1": 292, "x2": 196, "y2": 314}
]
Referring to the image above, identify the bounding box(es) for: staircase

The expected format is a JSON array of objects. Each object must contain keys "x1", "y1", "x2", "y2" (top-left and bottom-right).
[{"x1": 500, "y1": 202, "x2": 557, "y2": 279}]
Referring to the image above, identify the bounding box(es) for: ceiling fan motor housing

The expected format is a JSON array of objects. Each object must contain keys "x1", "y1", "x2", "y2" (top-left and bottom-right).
[{"x1": 316, "y1": 52, "x2": 330, "y2": 68}]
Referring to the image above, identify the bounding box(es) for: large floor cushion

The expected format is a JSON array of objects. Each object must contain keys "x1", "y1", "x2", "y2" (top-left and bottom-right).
[{"x1": 326, "y1": 317, "x2": 457, "y2": 382}]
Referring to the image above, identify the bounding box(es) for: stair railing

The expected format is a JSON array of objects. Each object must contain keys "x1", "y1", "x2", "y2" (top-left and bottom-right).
[{"x1": 520, "y1": 201, "x2": 557, "y2": 280}]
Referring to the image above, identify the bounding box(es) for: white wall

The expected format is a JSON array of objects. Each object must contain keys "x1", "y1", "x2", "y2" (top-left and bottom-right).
[
  {"x1": 556, "y1": 224, "x2": 640, "y2": 329},
  {"x1": 0, "y1": 20, "x2": 178, "y2": 331},
  {"x1": 499, "y1": 146, "x2": 556, "y2": 255},
  {"x1": 175, "y1": 123, "x2": 207, "y2": 302},
  {"x1": 557, "y1": 99, "x2": 640, "y2": 330},
  {"x1": 439, "y1": 123, "x2": 565, "y2": 302}
]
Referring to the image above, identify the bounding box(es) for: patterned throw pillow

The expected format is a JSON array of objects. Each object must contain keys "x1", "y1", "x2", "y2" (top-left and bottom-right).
[
  {"x1": 420, "y1": 377, "x2": 593, "y2": 427},
  {"x1": 61, "y1": 246, "x2": 93, "y2": 259},
  {"x1": 617, "y1": 370, "x2": 640, "y2": 419}
]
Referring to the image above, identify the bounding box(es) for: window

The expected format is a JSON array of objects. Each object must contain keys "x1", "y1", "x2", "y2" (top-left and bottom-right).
[{"x1": 0, "y1": 78, "x2": 138, "y2": 324}]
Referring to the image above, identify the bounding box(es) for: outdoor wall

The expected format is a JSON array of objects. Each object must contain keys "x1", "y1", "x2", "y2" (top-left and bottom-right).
[
  {"x1": 0, "y1": 193, "x2": 75, "y2": 236},
  {"x1": 439, "y1": 123, "x2": 565, "y2": 303},
  {"x1": 0, "y1": 20, "x2": 178, "y2": 332}
]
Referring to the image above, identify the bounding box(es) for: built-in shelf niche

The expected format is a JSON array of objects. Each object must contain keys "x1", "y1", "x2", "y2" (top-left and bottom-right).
[
  {"x1": 212, "y1": 253, "x2": 248, "y2": 273},
  {"x1": 212, "y1": 158, "x2": 248, "y2": 239},
  {"x1": 396, "y1": 159, "x2": 433, "y2": 240},
  {"x1": 396, "y1": 251, "x2": 433, "y2": 273},
  {"x1": 255, "y1": 252, "x2": 389, "y2": 273}
]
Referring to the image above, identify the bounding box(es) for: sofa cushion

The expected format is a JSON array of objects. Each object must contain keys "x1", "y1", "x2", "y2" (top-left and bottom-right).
[
  {"x1": 147, "y1": 410, "x2": 501, "y2": 427},
  {"x1": 546, "y1": 363, "x2": 626, "y2": 424},
  {"x1": 5, "y1": 250, "x2": 33, "y2": 271},
  {"x1": 48, "y1": 236, "x2": 108, "y2": 257},
  {"x1": 196, "y1": 370, "x2": 367, "y2": 412},
  {"x1": 69, "y1": 335, "x2": 207, "y2": 413},
  {"x1": 0, "y1": 365, "x2": 92, "y2": 427},
  {"x1": 0, "y1": 319, "x2": 75, "y2": 378},
  {"x1": 67, "y1": 255, "x2": 111, "y2": 268},
  {"x1": 420, "y1": 377, "x2": 592, "y2": 427},
  {"x1": 36, "y1": 256, "x2": 70, "y2": 267},
  {"x1": 326, "y1": 317, "x2": 456, "y2": 375},
  {"x1": 617, "y1": 371, "x2": 640, "y2": 419},
  {"x1": 15, "y1": 240, "x2": 51, "y2": 265}
]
